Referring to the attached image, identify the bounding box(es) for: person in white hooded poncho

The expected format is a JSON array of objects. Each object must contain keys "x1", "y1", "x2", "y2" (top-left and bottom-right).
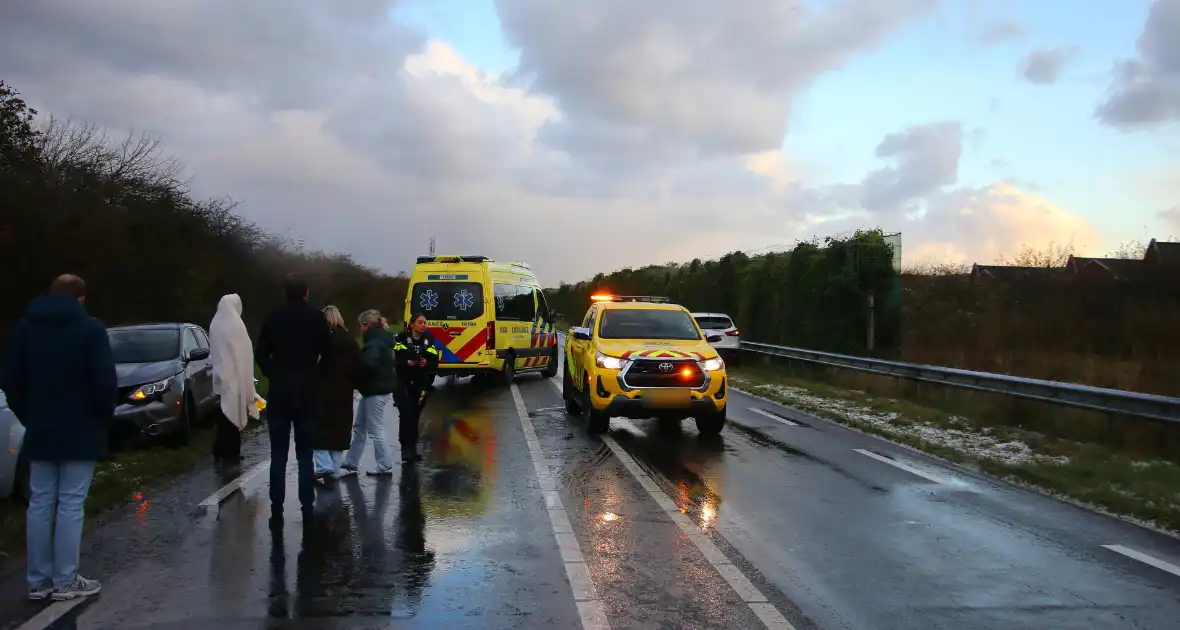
[{"x1": 210, "y1": 294, "x2": 259, "y2": 466}]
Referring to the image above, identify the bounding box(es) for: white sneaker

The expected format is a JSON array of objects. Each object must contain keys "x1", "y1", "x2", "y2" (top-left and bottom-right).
[{"x1": 52, "y1": 575, "x2": 101, "y2": 600}]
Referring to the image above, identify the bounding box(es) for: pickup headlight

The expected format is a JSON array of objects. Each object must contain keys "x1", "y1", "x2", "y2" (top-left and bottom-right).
[
  {"x1": 128, "y1": 376, "x2": 174, "y2": 402},
  {"x1": 700, "y1": 357, "x2": 724, "y2": 372},
  {"x1": 596, "y1": 352, "x2": 625, "y2": 370}
]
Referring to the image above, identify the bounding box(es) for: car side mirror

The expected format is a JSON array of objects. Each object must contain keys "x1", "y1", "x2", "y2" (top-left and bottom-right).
[
  {"x1": 188, "y1": 348, "x2": 210, "y2": 361},
  {"x1": 571, "y1": 327, "x2": 591, "y2": 341},
  {"x1": 706, "y1": 334, "x2": 723, "y2": 344}
]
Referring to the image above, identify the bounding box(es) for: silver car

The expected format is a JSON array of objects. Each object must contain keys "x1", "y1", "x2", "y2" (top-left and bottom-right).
[
  {"x1": 692, "y1": 312, "x2": 741, "y2": 365},
  {"x1": 0, "y1": 387, "x2": 28, "y2": 502}
]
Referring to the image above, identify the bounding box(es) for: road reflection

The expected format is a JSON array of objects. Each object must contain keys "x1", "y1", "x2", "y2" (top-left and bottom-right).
[{"x1": 610, "y1": 421, "x2": 728, "y2": 531}]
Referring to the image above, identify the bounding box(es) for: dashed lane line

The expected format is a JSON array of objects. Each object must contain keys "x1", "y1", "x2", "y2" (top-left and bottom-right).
[
  {"x1": 1103, "y1": 545, "x2": 1180, "y2": 578},
  {"x1": 511, "y1": 383, "x2": 610, "y2": 630},
  {"x1": 544, "y1": 374, "x2": 795, "y2": 629},
  {"x1": 748, "y1": 407, "x2": 799, "y2": 426},
  {"x1": 198, "y1": 460, "x2": 270, "y2": 508},
  {"x1": 852, "y1": 448, "x2": 949, "y2": 485}
]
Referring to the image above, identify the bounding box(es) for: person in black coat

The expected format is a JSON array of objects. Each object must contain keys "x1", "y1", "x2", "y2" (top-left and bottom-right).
[
  {"x1": 254, "y1": 273, "x2": 333, "y2": 523},
  {"x1": 392, "y1": 313, "x2": 440, "y2": 463},
  {"x1": 313, "y1": 306, "x2": 364, "y2": 479},
  {"x1": 0, "y1": 274, "x2": 114, "y2": 600}
]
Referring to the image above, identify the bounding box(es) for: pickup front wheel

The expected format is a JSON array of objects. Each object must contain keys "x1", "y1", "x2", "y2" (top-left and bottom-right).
[
  {"x1": 695, "y1": 406, "x2": 727, "y2": 438},
  {"x1": 582, "y1": 377, "x2": 610, "y2": 434}
]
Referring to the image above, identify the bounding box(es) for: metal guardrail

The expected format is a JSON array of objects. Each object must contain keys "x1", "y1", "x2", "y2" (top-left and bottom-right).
[{"x1": 740, "y1": 341, "x2": 1180, "y2": 424}]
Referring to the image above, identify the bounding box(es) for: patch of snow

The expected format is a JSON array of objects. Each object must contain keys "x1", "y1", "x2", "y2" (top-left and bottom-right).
[{"x1": 739, "y1": 379, "x2": 1070, "y2": 467}]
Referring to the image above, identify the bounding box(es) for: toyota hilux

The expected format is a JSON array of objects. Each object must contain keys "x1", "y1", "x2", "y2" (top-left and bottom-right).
[{"x1": 562, "y1": 295, "x2": 728, "y2": 436}]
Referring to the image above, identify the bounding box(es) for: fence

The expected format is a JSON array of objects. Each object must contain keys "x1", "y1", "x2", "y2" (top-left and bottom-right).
[{"x1": 741, "y1": 341, "x2": 1180, "y2": 423}]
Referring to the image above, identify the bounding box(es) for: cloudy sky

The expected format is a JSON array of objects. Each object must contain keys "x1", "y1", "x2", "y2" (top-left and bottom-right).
[{"x1": 2, "y1": 0, "x2": 1178, "y2": 283}]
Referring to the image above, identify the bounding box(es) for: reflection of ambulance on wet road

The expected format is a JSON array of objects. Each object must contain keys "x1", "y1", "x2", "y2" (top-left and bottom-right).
[
  {"x1": 419, "y1": 409, "x2": 497, "y2": 518},
  {"x1": 406, "y1": 255, "x2": 561, "y2": 386}
]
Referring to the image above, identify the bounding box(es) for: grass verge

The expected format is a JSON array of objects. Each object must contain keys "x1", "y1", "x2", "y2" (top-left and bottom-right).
[
  {"x1": 0, "y1": 430, "x2": 216, "y2": 559},
  {"x1": 730, "y1": 366, "x2": 1180, "y2": 534}
]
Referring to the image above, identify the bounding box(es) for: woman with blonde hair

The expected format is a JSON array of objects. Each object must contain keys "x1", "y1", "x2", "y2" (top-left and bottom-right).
[{"x1": 314, "y1": 306, "x2": 364, "y2": 479}]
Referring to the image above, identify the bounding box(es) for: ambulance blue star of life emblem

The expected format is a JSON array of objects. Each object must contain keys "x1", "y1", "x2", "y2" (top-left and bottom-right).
[
  {"x1": 454, "y1": 289, "x2": 475, "y2": 311},
  {"x1": 420, "y1": 289, "x2": 439, "y2": 311}
]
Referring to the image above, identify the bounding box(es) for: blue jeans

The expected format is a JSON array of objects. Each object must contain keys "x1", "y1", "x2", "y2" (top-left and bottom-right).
[
  {"x1": 27, "y1": 461, "x2": 96, "y2": 588},
  {"x1": 313, "y1": 450, "x2": 344, "y2": 475},
  {"x1": 343, "y1": 395, "x2": 393, "y2": 472}
]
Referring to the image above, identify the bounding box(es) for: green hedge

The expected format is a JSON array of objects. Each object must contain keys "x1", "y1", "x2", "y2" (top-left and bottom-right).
[{"x1": 545, "y1": 231, "x2": 901, "y2": 357}]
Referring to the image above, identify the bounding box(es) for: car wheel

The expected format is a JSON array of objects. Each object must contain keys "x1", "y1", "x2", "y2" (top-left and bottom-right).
[
  {"x1": 695, "y1": 406, "x2": 727, "y2": 438},
  {"x1": 562, "y1": 363, "x2": 580, "y2": 413},
  {"x1": 541, "y1": 347, "x2": 559, "y2": 379},
  {"x1": 501, "y1": 356, "x2": 516, "y2": 386},
  {"x1": 168, "y1": 394, "x2": 194, "y2": 447},
  {"x1": 582, "y1": 377, "x2": 610, "y2": 434}
]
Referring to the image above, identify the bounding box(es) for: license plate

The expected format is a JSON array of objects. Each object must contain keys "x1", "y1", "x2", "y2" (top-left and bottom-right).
[{"x1": 644, "y1": 388, "x2": 691, "y2": 407}]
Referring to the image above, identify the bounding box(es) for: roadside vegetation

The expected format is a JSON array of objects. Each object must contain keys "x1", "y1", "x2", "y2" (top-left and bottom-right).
[
  {"x1": 544, "y1": 235, "x2": 1180, "y2": 399},
  {"x1": 0, "y1": 79, "x2": 409, "y2": 351},
  {"x1": 730, "y1": 366, "x2": 1180, "y2": 534}
]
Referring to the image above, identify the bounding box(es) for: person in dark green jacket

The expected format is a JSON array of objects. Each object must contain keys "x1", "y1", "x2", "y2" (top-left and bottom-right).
[{"x1": 339, "y1": 309, "x2": 396, "y2": 476}]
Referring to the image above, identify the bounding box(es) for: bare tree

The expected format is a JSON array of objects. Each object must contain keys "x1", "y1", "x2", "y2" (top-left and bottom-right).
[{"x1": 995, "y1": 242, "x2": 1074, "y2": 267}]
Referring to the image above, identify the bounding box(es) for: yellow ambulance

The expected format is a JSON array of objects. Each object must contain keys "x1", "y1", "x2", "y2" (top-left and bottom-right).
[{"x1": 404, "y1": 255, "x2": 560, "y2": 384}]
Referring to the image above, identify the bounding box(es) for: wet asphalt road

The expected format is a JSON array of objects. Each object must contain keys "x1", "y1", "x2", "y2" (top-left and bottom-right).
[{"x1": 3, "y1": 359, "x2": 1180, "y2": 629}]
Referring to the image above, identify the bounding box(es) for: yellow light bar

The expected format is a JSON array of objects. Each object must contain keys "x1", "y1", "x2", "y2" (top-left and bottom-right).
[{"x1": 590, "y1": 294, "x2": 614, "y2": 302}]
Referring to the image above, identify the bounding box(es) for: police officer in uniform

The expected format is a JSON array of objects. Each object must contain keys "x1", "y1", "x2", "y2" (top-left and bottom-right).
[{"x1": 393, "y1": 312, "x2": 440, "y2": 463}]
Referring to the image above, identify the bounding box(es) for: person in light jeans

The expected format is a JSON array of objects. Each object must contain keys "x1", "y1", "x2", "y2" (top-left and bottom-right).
[
  {"x1": 0, "y1": 275, "x2": 115, "y2": 601},
  {"x1": 339, "y1": 309, "x2": 396, "y2": 476}
]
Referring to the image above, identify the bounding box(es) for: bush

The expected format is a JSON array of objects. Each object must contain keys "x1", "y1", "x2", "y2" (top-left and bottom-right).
[
  {"x1": 545, "y1": 230, "x2": 902, "y2": 357},
  {"x1": 0, "y1": 80, "x2": 407, "y2": 347}
]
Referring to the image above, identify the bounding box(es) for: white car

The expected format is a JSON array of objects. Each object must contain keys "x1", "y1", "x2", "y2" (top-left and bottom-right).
[{"x1": 692, "y1": 312, "x2": 741, "y2": 365}]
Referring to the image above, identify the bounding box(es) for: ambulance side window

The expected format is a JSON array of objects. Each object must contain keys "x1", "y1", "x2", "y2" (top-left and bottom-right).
[
  {"x1": 584, "y1": 308, "x2": 599, "y2": 337},
  {"x1": 494, "y1": 284, "x2": 520, "y2": 320},
  {"x1": 494, "y1": 284, "x2": 534, "y2": 321}
]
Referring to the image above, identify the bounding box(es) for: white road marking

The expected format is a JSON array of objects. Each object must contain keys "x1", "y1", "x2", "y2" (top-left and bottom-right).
[
  {"x1": 511, "y1": 384, "x2": 610, "y2": 630},
  {"x1": 545, "y1": 366, "x2": 794, "y2": 629},
  {"x1": 15, "y1": 597, "x2": 86, "y2": 630},
  {"x1": 599, "y1": 430, "x2": 796, "y2": 629},
  {"x1": 853, "y1": 448, "x2": 949, "y2": 484},
  {"x1": 1103, "y1": 544, "x2": 1180, "y2": 577},
  {"x1": 748, "y1": 407, "x2": 799, "y2": 426},
  {"x1": 198, "y1": 460, "x2": 269, "y2": 507}
]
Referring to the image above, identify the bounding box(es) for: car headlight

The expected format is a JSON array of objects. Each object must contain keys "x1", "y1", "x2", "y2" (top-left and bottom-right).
[
  {"x1": 128, "y1": 376, "x2": 174, "y2": 402},
  {"x1": 596, "y1": 352, "x2": 625, "y2": 370},
  {"x1": 700, "y1": 357, "x2": 724, "y2": 372}
]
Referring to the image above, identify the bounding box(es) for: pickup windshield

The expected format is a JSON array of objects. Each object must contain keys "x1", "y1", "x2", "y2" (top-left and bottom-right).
[{"x1": 598, "y1": 309, "x2": 702, "y2": 341}]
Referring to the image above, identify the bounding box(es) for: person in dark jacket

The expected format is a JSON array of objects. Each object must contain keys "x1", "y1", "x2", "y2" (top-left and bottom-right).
[
  {"x1": 254, "y1": 273, "x2": 333, "y2": 523},
  {"x1": 314, "y1": 306, "x2": 364, "y2": 479},
  {"x1": 392, "y1": 313, "x2": 440, "y2": 463},
  {"x1": 0, "y1": 275, "x2": 114, "y2": 601},
  {"x1": 339, "y1": 309, "x2": 397, "y2": 476}
]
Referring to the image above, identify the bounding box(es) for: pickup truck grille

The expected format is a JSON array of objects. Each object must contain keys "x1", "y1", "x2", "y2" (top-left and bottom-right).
[{"x1": 623, "y1": 359, "x2": 705, "y2": 389}]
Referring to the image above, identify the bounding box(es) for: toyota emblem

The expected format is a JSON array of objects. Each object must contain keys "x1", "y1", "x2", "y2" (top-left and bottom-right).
[{"x1": 658, "y1": 362, "x2": 674, "y2": 373}]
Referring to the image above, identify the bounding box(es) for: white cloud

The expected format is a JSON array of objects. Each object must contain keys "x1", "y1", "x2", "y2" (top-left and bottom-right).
[{"x1": 0, "y1": 0, "x2": 1101, "y2": 283}]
